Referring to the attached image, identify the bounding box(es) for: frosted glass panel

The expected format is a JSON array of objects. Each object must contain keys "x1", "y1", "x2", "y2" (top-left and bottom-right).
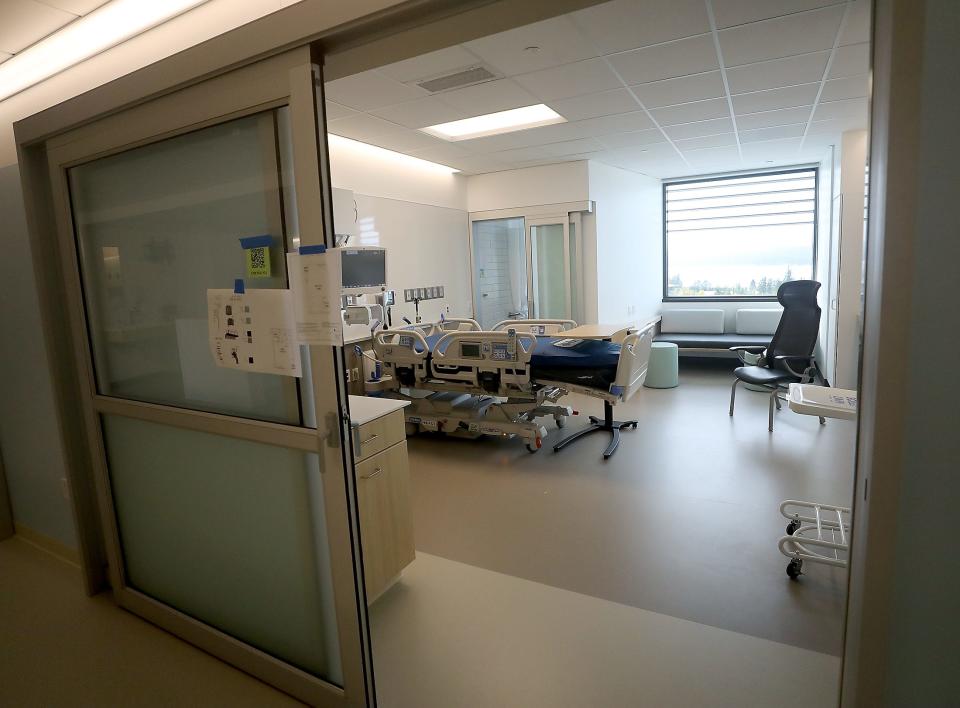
[
  {"x1": 102, "y1": 414, "x2": 342, "y2": 684},
  {"x1": 531, "y1": 223, "x2": 568, "y2": 319},
  {"x1": 471, "y1": 217, "x2": 527, "y2": 329},
  {"x1": 69, "y1": 111, "x2": 300, "y2": 424}
]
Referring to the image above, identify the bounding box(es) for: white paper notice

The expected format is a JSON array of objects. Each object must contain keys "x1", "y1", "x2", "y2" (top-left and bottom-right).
[
  {"x1": 207, "y1": 288, "x2": 302, "y2": 377},
  {"x1": 287, "y1": 251, "x2": 343, "y2": 346}
]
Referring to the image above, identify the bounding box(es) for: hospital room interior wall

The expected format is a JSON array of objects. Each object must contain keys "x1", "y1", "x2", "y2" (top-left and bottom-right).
[
  {"x1": 815, "y1": 146, "x2": 837, "y2": 377},
  {"x1": 587, "y1": 161, "x2": 661, "y2": 324},
  {"x1": 328, "y1": 139, "x2": 472, "y2": 324},
  {"x1": 465, "y1": 161, "x2": 589, "y2": 212}
]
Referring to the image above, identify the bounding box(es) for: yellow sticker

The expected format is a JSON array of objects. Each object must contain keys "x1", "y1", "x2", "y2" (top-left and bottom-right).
[{"x1": 246, "y1": 246, "x2": 271, "y2": 278}]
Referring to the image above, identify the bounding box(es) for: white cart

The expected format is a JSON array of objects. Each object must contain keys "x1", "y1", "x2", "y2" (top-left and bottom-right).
[
  {"x1": 778, "y1": 384, "x2": 857, "y2": 579},
  {"x1": 779, "y1": 500, "x2": 851, "y2": 579}
]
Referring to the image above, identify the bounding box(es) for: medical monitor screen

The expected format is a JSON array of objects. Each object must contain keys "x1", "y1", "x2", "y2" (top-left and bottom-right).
[{"x1": 341, "y1": 249, "x2": 386, "y2": 290}]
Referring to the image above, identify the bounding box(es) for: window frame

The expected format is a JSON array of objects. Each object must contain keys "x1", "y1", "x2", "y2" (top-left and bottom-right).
[{"x1": 661, "y1": 166, "x2": 819, "y2": 302}]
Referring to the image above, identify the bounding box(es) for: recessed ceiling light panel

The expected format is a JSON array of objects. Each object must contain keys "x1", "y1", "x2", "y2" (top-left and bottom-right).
[{"x1": 420, "y1": 104, "x2": 566, "y2": 141}]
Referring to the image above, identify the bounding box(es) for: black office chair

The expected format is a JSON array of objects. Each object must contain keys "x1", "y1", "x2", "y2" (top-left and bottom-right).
[{"x1": 728, "y1": 280, "x2": 824, "y2": 432}]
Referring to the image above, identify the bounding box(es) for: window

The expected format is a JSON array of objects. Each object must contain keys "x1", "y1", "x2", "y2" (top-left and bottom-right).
[{"x1": 663, "y1": 168, "x2": 817, "y2": 299}]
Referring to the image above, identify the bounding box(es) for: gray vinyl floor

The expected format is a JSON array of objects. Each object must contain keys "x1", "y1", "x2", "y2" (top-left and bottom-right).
[{"x1": 400, "y1": 361, "x2": 856, "y2": 656}]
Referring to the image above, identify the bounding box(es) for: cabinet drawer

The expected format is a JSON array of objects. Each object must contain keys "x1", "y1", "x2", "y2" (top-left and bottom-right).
[
  {"x1": 352, "y1": 410, "x2": 405, "y2": 462},
  {"x1": 356, "y1": 442, "x2": 416, "y2": 602}
]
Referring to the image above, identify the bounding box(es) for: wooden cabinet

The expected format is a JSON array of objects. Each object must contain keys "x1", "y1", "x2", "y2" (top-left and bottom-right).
[{"x1": 349, "y1": 401, "x2": 415, "y2": 603}]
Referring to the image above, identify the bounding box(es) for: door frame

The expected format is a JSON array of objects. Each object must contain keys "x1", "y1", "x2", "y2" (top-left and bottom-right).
[
  {"x1": 35, "y1": 46, "x2": 372, "y2": 707},
  {"x1": 526, "y1": 215, "x2": 573, "y2": 320}
]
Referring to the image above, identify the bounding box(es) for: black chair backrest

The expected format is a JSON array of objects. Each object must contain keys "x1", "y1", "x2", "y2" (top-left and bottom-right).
[{"x1": 767, "y1": 280, "x2": 822, "y2": 372}]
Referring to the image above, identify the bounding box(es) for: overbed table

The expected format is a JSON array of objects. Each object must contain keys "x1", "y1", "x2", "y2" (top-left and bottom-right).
[{"x1": 551, "y1": 323, "x2": 639, "y2": 460}]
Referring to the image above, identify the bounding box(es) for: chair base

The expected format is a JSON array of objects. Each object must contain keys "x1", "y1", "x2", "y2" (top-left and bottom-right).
[
  {"x1": 730, "y1": 378, "x2": 828, "y2": 432},
  {"x1": 553, "y1": 401, "x2": 637, "y2": 459}
]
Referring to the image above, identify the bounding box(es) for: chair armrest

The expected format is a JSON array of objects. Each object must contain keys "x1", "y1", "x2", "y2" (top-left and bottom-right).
[
  {"x1": 773, "y1": 354, "x2": 817, "y2": 379},
  {"x1": 730, "y1": 345, "x2": 766, "y2": 364}
]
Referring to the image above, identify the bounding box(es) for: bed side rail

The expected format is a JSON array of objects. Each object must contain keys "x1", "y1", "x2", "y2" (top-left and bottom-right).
[
  {"x1": 610, "y1": 319, "x2": 657, "y2": 402},
  {"x1": 491, "y1": 319, "x2": 577, "y2": 335},
  {"x1": 431, "y1": 330, "x2": 539, "y2": 390}
]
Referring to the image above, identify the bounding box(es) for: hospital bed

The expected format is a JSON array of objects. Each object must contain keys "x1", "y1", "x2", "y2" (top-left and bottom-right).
[{"x1": 370, "y1": 318, "x2": 656, "y2": 455}]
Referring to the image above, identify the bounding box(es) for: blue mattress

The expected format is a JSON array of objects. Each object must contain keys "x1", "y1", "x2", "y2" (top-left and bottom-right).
[{"x1": 416, "y1": 334, "x2": 621, "y2": 389}]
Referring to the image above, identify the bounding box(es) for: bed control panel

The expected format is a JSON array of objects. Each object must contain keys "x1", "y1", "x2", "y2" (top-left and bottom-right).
[{"x1": 460, "y1": 342, "x2": 482, "y2": 359}]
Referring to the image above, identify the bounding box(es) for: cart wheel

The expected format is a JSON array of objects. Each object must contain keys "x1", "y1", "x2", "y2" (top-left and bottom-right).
[
  {"x1": 526, "y1": 443, "x2": 540, "y2": 453},
  {"x1": 786, "y1": 559, "x2": 803, "y2": 580},
  {"x1": 555, "y1": 417, "x2": 565, "y2": 428},
  {"x1": 786, "y1": 520, "x2": 801, "y2": 536},
  {"x1": 631, "y1": 422, "x2": 638, "y2": 429}
]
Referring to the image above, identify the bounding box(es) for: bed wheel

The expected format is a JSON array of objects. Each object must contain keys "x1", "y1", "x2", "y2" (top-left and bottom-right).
[
  {"x1": 526, "y1": 443, "x2": 539, "y2": 453},
  {"x1": 786, "y1": 520, "x2": 801, "y2": 536},
  {"x1": 786, "y1": 559, "x2": 803, "y2": 580}
]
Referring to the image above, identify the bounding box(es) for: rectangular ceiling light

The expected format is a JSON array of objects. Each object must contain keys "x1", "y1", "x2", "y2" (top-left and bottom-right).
[
  {"x1": 328, "y1": 134, "x2": 459, "y2": 175},
  {"x1": 0, "y1": 0, "x2": 208, "y2": 102},
  {"x1": 420, "y1": 104, "x2": 565, "y2": 141}
]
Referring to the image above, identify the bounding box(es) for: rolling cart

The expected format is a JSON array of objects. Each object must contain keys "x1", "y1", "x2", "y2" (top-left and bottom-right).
[{"x1": 778, "y1": 500, "x2": 851, "y2": 579}]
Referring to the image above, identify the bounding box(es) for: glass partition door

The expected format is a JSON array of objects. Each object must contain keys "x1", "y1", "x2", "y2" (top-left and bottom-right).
[
  {"x1": 528, "y1": 217, "x2": 572, "y2": 320},
  {"x1": 44, "y1": 49, "x2": 370, "y2": 707}
]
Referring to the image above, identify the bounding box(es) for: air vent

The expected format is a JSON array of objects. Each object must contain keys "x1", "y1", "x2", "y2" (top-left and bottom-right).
[{"x1": 416, "y1": 65, "x2": 498, "y2": 93}]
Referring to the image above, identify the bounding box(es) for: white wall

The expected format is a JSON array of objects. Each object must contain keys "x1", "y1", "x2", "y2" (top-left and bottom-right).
[
  {"x1": 816, "y1": 145, "x2": 839, "y2": 379},
  {"x1": 834, "y1": 130, "x2": 869, "y2": 389},
  {"x1": 587, "y1": 161, "x2": 662, "y2": 324},
  {"x1": 466, "y1": 161, "x2": 589, "y2": 212},
  {"x1": 329, "y1": 137, "x2": 472, "y2": 326}
]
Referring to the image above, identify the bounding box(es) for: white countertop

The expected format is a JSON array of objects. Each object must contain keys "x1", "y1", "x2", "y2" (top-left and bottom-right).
[{"x1": 348, "y1": 395, "x2": 410, "y2": 426}]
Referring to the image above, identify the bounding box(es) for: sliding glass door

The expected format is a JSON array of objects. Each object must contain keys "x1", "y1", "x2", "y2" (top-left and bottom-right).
[
  {"x1": 470, "y1": 213, "x2": 578, "y2": 328},
  {"x1": 44, "y1": 49, "x2": 371, "y2": 706}
]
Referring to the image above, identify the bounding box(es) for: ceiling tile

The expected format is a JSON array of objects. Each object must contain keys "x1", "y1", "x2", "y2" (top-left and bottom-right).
[
  {"x1": 807, "y1": 112, "x2": 865, "y2": 134},
  {"x1": 0, "y1": 0, "x2": 75, "y2": 54},
  {"x1": 378, "y1": 45, "x2": 482, "y2": 83},
  {"x1": 464, "y1": 16, "x2": 597, "y2": 77},
  {"x1": 813, "y1": 97, "x2": 868, "y2": 124},
  {"x1": 370, "y1": 96, "x2": 468, "y2": 129},
  {"x1": 732, "y1": 83, "x2": 820, "y2": 114},
  {"x1": 608, "y1": 34, "x2": 718, "y2": 85},
  {"x1": 361, "y1": 129, "x2": 448, "y2": 155},
  {"x1": 493, "y1": 138, "x2": 604, "y2": 163},
  {"x1": 0, "y1": 52, "x2": 11, "y2": 64},
  {"x1": 674, "y1": 133, "x2": 737, "y2": 151},
  {"x1": 829, "y1": 43, "x2": 870, "y2": 78},
  {"x1": 438, "y1": 78, "x2": 537, "y2": 115},
  {"x1": 740, "y1": 124, "x2": 806, "y2": 143},
  {"x1": 596, "y1": 129, "x2": 668, "y2": 149},
  {"x1": 325, "y1": 71, "x2": 426, "y2": 111},
  {"x1": 570, "y1": 0, "x2": 710, "y2": 54},
  {"x1": 726, "y1": 51, "x2": 829, "y2": 94},
  {"x1": 632, "y1": 71, "x2": 724, "y2": 108},
  {"x1": 712, "y1": 0, "x2": 844, "y2": 29},
  {"x1": 327, "y1": 114, "x2": 407, "y2": 141},
  {"x1": 650, "y1": 97, "x2": 729, "y2": 126},
  {"x1": 820, "y1": 75, "x2": 869, "y2": 102},
  {"x1": 683, "y1": 145, "x2": 742, "y2": 169},
  {"x1": 324, "y1": 101, "x2": 356, "y2": 121},
  {"x1": 406, "y1": 142, "x2": 471, "y2": 163},
  {"x1": 736, "y1": 106, "x2": 812, "y2": 131},
  {"x1": 456, "y1": 119, "x2": 597, "y2": 154},
  {"x1": 740, "y1": 138, "x2": 803, "y2": 161},
  {"x1": 839, "y1": 0, "x2": 871, "y2": 46},
  {"x1": 663, "y1": 117, "x2": 734, "y2": 140},
  {"x1": 578, "y1": 110, "x2": 656, "y2": 135},
  {"x1": 600, "y1": 142, "x2": 685, "y2": 169},
  {"x1": 548, "y1": 88, "x2": 639, "y2": 122},
  {"x1": 445, "y1": 154, "x2": 510, "y2": 174},
  {"x1": 514, "y1": 58, "x2": 621, "y2": 101},
  {"x1": 718, "y1": 5, "x2": 844, "y2": 67},
  {"x1": 40, "y1": 0, "x2": 107, "y2": 13}
]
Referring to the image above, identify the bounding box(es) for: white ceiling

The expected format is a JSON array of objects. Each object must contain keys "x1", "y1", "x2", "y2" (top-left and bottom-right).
[
  {"x1": 0, "y1": 0, "x2": 110, "y2": 62},
  {"x1": 325, "y1": 0, "x2": 871, "y2": 178}
]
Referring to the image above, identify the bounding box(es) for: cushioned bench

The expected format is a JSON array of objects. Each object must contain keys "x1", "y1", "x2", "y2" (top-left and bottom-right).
[{"x1": 653, "y1": 308, "x2": 780, "y2": 357}]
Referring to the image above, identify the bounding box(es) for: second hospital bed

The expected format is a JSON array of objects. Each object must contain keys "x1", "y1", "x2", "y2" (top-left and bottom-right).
[{"x1": 371, "y1": 318, "x2": 656, "y2": 454}]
